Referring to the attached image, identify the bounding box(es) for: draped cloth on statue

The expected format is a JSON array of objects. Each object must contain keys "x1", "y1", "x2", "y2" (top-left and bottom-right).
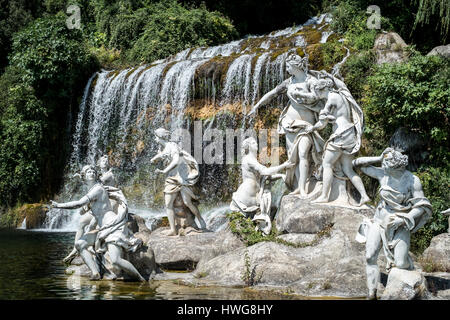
[
  {"x1": 316, "y1": 71, "x2": 364, "y2": 156},
  {"x1": 95, "y1": 187, "x2": 142, "y2": 254},
  {"x1": 163, "y1": 142, "x2": 200, "y2": 200},
  {"x1": 277, "y1": 75, "x2": 325, "y2": 190},
  {"x1": 321, "y1": 87, "x2": 364, "y2": 156},
  {"x1": 357, "y1": 175, "x2": 432, "y2": 270}
]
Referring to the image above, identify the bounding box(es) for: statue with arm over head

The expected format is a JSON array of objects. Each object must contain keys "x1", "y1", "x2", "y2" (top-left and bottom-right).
[{"x1": 354, "y1": 148, "x2": 432, "y2": 299}]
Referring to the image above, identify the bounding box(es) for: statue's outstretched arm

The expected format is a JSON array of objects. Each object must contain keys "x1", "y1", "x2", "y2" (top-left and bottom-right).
[
  {"x1": 150, "y1": 152, "x2": 164, "y2": 163},
  {"x1": 252, "y1": 159, "x2": 294, "y2": 176},
  {"x1": 51, "y1": 195, "x2": 90, "y2": 210},
  {"x1": 249, "y1": 80, "x2": 288, "y2": 115}
]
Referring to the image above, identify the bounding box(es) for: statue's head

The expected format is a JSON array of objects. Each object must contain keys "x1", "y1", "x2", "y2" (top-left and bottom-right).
[
  {"x1": 312, "y1": 78, "x2": 334, "y2": 98},
  {"x1": 286, "y1": 54, "x2": 309, "y2": 74},
  {"x1": 154, "y1": 128, "x2": 170, "y2": 143},
  {"x1": 97, "y1": 155, "x2": 109, "y2": 169},
  {"x1": 242, "y1": 137, "x2": 258, "y2": 156},
  {"x1": 382, "y1": 148, "x2": 409, "y2": 170},
  {"x1": 81, "y1": 165, "x2": 99, "y2": 182}
]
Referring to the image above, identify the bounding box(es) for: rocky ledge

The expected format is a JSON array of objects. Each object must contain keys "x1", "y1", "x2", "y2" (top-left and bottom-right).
[{"x1": 66, "y1": 198, "x2": 450, "y2": 299}]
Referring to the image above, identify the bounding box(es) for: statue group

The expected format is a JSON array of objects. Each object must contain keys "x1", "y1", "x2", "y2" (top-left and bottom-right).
[{"x1": 51, "y1": 53, "x2": 433, "y2": 299}]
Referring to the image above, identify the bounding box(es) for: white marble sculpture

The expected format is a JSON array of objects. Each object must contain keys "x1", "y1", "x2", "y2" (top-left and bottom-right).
[
  {"x1": 230, "y1": 137, "x2": 294, "y2": 234},
  {"x1": 51, "y1": 165, "x2": 145, "y2": 281},
  {"x1": 249, "y1": 54, "x2": 324, "y2": 198},
  {"x1": 150, "y1": 127, "x2": 207, "y2": 236},
  {"x1": 63, "y1": 154, "x2": 117, "y2": 263},
  {"x1": 354, "y1": 148, "x2": 432, "y2": 299},
  {"x1": 298, "y1": 77, "x2": 370, "y2": 206}
]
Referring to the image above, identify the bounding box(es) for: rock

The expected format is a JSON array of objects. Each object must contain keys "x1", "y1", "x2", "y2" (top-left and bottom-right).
[
  {"x1": 126, "y1": 243, "x2": 157, "y2": 279},
  {"x1": 275, "y1": 196, "x2": 373, "y2": 234},
  {"x1": 424, "y1": 272, "x2": 450, "y2": 299},
  {"x1": 276, "y1": 233, "x2": 316, "y2": 245},
  {"x1": 205, "y1": 211, "x2": 229, "y2": 232},
  {"x1": 427, "y1": 44, "x2": 450, "y2": 59},
  {"x1": 374, "y1": 32, "x2": 408, "y2": 64},
  {"x1": 148, "y1": 227, "x2": 245, "y2": 270},
  {"x1": 380, "y1": 268, "x2": 430, "y2": 300},
  {"x1": 194, "y1": 209, "x2": 372, "y2": 297},
  {"x1": 422, "y1": 233, "x2": 450, "y2": 272}
]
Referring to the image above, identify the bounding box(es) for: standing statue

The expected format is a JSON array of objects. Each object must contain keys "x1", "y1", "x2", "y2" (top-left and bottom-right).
[
  {"x1": 299, "y1": 77, "x2": 370, "y2": 206},
  {"x1": 249, "y1": 54, "x2": 324, "y2": 198},
  {"x1": 150, "y1": 128, "x2": 207, "y2": 236},
  {"x1": 353, "y1": 148, "x2": 432, "y2": 299},
  {"x1": 230, "y1": 137, "x2": 294, "y2": 234},
  {"x1": 63, "y1": 154, "x2": 117, "y2": 263},
  {"x1": 51, "y1": 165, "x2": 145, "y2": 281}
]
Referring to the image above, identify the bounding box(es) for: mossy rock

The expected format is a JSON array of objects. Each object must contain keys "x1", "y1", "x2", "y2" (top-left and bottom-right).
[{"x1": 0, "y1": 203, "x2": 48, "y2": 229}]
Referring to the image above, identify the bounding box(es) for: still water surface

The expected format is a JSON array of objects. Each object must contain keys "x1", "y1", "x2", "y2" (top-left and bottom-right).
[{"x1": 0, "y1": 229, "x2": 306, "y2": 300}]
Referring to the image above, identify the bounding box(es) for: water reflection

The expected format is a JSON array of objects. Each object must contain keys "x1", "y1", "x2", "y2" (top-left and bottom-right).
[{"x1": 0, "y1": 229, "x2": 308, "y2": 300}]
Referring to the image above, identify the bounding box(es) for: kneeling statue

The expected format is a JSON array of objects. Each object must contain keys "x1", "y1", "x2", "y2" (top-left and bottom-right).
[{"x1": 354, "y1": 148, "x2": 432, "y2": 299}]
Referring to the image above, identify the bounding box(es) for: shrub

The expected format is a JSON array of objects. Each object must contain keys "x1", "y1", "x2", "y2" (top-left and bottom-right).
[
  {"x1": 362, "y1": 53, "x2": 450, "y2": 167},
  {"x1": 9, "y1": 13, "x2": 98, "y2": 96},
  {"x1": 0, "y1": 68, "x2": 47, "y2": 205},
  {"x1": 411, "y1": 166, "x2": 450, "y2": 254},
  {"x1": 127, "y1": 1, "x2": 238, "y2": 64}
]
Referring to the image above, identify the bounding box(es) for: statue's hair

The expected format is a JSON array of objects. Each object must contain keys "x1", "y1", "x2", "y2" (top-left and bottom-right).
[
  {"x1": 382, "y1": 148, "x2": 409, "y2": 169},
  {"x1": 241, "y1": 137, "x2": 257, "y2": 156},
  {"x1": 80, "y1": 164, "x2": 98, "y2": 180},
  {"x1": 313, "y1": 78, "x2": 334, "y2": 91},
  {"x1": 286, "y1": 53, "x2": 309, "y2": 70},
  {"x1": 155, "y1": 127, "x2": 170, "y2": 140}
]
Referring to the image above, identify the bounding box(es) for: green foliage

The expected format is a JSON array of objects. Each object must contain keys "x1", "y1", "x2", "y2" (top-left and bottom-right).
[
  {"x1": 341, "y1": 50, "x2": 375, "y2": 102},
  {"x1": 0, "y1": 67, "x2": 47, "y2": 205},
  {"x1": 127, "y1": 1, "x2": 237, "y2": 64},
  {"x1": 362, "y1": 53, "x2": 450, "y2": 166},
  {"x1": 0, "y1": 14, "x2": 98, "y2": 206},
  {"x1": 10, "y1": 13, "x2": 98, "y2": 95},
  {"x1": 414, "y1": 0, "x2": 450, "y2": 40},
  {"x1": 411, "y1": 166, "x2": 450, "y2": 254},
  {"x1": 227, "y1": 212, "x2": 332, "y2": 247},
  {"x1": 241, "y1": 250, "x2": 263, "y2": 287},
  {"x1": 329, "y1": 1, "x2": 392, "y2": 51}
]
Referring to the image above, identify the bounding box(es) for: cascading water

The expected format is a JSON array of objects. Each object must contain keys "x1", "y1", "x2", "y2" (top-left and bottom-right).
[{"x1": 44, "y1": 14, "x2": 338, "y2": 231}]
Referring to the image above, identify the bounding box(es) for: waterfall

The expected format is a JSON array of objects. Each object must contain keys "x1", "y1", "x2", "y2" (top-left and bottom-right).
[{"x1": 43, "y1": 14, "x2": 336, "y2": 231}]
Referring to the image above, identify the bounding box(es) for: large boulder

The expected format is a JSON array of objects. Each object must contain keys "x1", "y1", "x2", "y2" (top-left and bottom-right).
[
  {"x1": 422, "y1": 233, "x2": 450, "y2": 272},
  {"x1": 427, "y1": 44, "x2": 450, "y2": 59},
  {"x1": 374, "y1": 32, "x2": 408, "y2": 64},
  {"x1": 276, "y1": 196, "x2": 373, "y2": 234},
  {"x1": 147, "y1": 227, "x2": 245, "y2": 270},
  {"x1": 380, "y1": 268, "x2": 431, "y2": 300},
  {"x1": 194, "y1": 207, "x2": 373, "y2": 297}
]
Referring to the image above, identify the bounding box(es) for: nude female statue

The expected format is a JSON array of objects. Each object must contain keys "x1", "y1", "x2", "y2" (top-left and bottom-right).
[
  {"x1": 150, "y1": 128, "x2": 207, "y2": 236},
  {"x1": 353, "y1": 148, "x2": 432, "y2": 299},
  {"x1": 300, "y1": 78, "x2": 370, "y2": 206},
  {"x1": 248, "y1": 54, "x2": 323, "y2": 198},
  {"x1": 230, "y1": 137, "x2": 294, "y2": 234},
  {"x1": 51, "y1": 165, "x2": 145, "y2": 281},
  {"x1": 63, "y1": 155, "x2": 117, "y2": 263}
]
